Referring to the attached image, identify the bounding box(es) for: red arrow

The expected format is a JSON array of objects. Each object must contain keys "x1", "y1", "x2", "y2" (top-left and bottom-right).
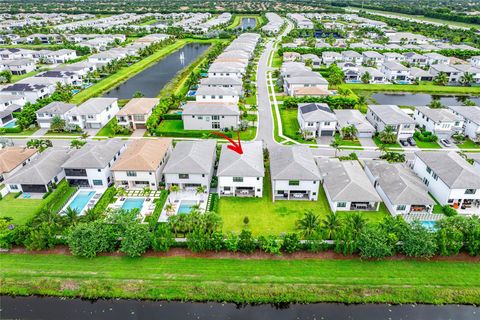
[{"x1": 210, "y1": 131, "x2": 243, "y2": 155}]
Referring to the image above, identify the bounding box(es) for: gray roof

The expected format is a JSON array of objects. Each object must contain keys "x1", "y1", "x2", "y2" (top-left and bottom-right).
[
  {"x1": 467, "y1": 153, "x2": 480, "y2": 165},
  {"x1": 36, "y1": 101, "x2": 76, "y2": 115},
  {"x1": 61, "y1": 139, "x2": 125, "y2": 169},
  {"x1": 270, "y1": 146, "x2": 320, "y2": 180},
  {"x1": 0, "y1": 94, "x2": 23, "y2": 104},
  {"x1": 200, "y1": 77, "x2": 242, "y2": 86},
  {"x1": 285, "y1": 75, "x2": 328, "y2": 85},
  {"x1": 415, "y1": 106, "x2": 462, "y2": 123},
  {"x1": 70, "y1": 98, "x2": 117, "y2": 115},
  {"x1": 217, "y1": 141, "x2": 264, "y2": 177},
  {"x1": 163, "y1": 140, "x2": 216, "y2": 174},
  {"x1": 383, "y1": 61, "x2": 408, "y2": 71},
  {"x1": 299, "y1": 103, "x2": 336, "y2": 122},
  {"x1": 365, "y1": 160, "x2": 435, "y2": 206},
  {"x1": 317, "y1": 158, "x2": 380, "y2": 202},
  {"x1": 6, "y1": 147, "x2": 71, "y2": 185},
  {"x1": 209, "y1": 62, "x2": 245, "y2": 73},
  {"x1": 195, "y1": 86, "x2": 240, "y2": 97},
  {"x1": 368, "y1": 105, "x2": 415, "y2": 125},
  {"x1": 182, "y1": 102, "x2": 240, "y2": 116},
  {"x1": 447, "y1": 106, "x2": 480, "y2": 125},
  {"x1": 334, "y1": 109, "x2": 375, "y2": 133},
  {"x1": 415, "y1": 151, "x2": 480, "y2": 189}
]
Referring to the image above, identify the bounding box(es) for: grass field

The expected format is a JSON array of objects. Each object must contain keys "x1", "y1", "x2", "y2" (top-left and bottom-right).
[
  {"x1": 334, "y1": 133, "x2": 363, "y2": 148},
  {"x1": 10, "y1": 70, "x2": 41, "y2": 83},
  {"x1": 2, "y1": 253, "x2": 479, "y2": 304},
  {"x1": 343, "y1": 83, "x2": 480, "y2": 94},
  {"x1": 458, "y1": 139, "x2": 480, "y2": 150},
  {"x1": 372, "y1": 136, "x2": 402, "y2": 149},
  {"x1": 279, "y1": 108, "x2": 300, "y2": 140},
  {"x1": 413, "y1": 137, "x2": 442, "y2": 149},
  {"x1": 95, "y1": 118, "x2": 133, "y2": 137},
  {"x1": 0, "y1": 194, "x2": 43, "y2": 225},
  {"x1": 157, "y1": 120, "x2": 256, "y2": 140},
  {"x1": 219, "y1": 174, "x2": 388, "y2": 236}
]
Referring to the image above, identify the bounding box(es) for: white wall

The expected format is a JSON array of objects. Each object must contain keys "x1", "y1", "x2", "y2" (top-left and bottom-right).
[
  {"x1": 182, "y1": 114, "x2": 239, "y2": 130},
  {"x1": 271, "y1": 179, "x2": 319, "y2": 201},
  {"x1": 218, "y1": 176, "x2": 263, "y2": 197}
]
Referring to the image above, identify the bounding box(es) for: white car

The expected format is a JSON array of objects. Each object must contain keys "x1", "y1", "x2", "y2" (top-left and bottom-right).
[{"x1": 440, "y1": 139, "x2": 452, "y2": 147}]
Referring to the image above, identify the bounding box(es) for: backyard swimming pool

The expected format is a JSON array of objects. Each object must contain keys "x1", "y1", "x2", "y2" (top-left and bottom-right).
[
  {"x1": 420, "y1": 220, "x2": 437, "y2": 231},
  {"x1": 68, "y1": 191, "x2": 96, "y2": 213},
  {"x1": 2, "y1": 120, "x2": 16, "y2": 128},
  {"x1": 121, "y1": 198, "x2": 145, "y2": 211},
  {"x1": 178, "y1": 200, "x2": 197, "y2": 214}
]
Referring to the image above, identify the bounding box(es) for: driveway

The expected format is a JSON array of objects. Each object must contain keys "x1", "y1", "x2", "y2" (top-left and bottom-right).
[
  {"x1": 316, "y1": 136, "x2": 333, "y2": 146},
  {"x1": 358, "y1": 137, "x2": 377, "y2": 148},
  {"x1": 131, "y1": 129, "x2": 146, "y2": 137},
  {"x1": 31, "y1": 128, "x2": 48, "y2": 137}
]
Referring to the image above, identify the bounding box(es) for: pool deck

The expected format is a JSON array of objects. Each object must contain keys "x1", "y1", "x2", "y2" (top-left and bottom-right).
[
  {"x1": 159, "y1": 191, "x2": 208, "y2": 222},
  {"x1": 109, "y1": 196, "x2": 157, "y2": 222}
]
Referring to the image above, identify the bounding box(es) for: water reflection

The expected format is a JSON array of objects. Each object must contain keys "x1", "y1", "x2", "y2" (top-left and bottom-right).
[{"x1": 371, "y1": 92, "x2": 480, "y2": 106}]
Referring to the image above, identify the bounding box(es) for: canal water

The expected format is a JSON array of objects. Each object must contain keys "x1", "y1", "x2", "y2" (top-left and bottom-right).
[
  {"x1": 239, "y1": 17, "x2": 257, "y2": 30},
  {"x1": 370, "y1": 92, "x2": 480, "y2": 106},
  {"x1": 103, "y1": 43, "x2": 210, "y2": 99},
  {"x1": 1, "y1": 296, "x2": 478, "y2": 320}
]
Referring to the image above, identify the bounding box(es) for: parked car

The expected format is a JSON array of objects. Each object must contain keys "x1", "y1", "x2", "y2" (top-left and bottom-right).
[
  {"x1": 440, "y1": 139, "x2": 452, "y2": 147},
  {"x1": 400, "y1": 139, "x2": 409, "y2": 147},
  {"x1": 407, "y1": 137, "x2": 416, "y2": 146}
]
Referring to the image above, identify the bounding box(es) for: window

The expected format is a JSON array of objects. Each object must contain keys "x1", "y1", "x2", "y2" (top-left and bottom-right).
[
  {"x1": 133, "y1": 114, "x2": 144, "y2": 122},
  {"x1": 179, "y1": 174, "x2": 189, "y2": 179},
  {"x1": 465, "y1": 189, "x2": 476, "y2": 195},
  {"x1": 212, "y1": 122, "x2": 220, "y2": 129},
  {"x1": 93, "y1": 180, "x2": 103, "y2": 186},
  {"x1": 324, "y1": 121, "x2": 330, "y2": 126},
  {"x1": 426, "y1": 166, "x2": 431, "y2": 174},
  {"x1": 126, "y1": 171, "x2": 137, "y2": 177},
  {"x1": 288, "y1": 180, "x2": 300, "y2": 186},
  {"x1": 397, "y1": 204, "x2": 407, "y2": 211},
  {"x1": 10, "y1": 185, "x2": 18, "y2": 190},
  {"x1": 212, "y1": 115, "x2": 220, "y2": 120},
  {"x1": 224, "y1": 186, "x2": 231, "y2": 191},
  {"x1": 337, "y1": 202, "x2": 347, "y2": 208},
  {"x1": 233, "y1": 177, "x2": 243, "y2": 182}
]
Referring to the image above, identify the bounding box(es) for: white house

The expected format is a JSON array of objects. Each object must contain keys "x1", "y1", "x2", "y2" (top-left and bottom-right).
[
  {"x1": 380, "y1": 61, "x2": 410, "y2": 82},
  {"x1": 412, "y1": 151, "x2": 480, "y2": 214},
  {"x1": 1, "y1": 58, "x2": 36, "y2": 75},
  {"x1": 35, "y1": 101, "x2": 76, "y2": 129},
  {"x1": 217, "y1": 141, "x2": 264, "y2": 198},
  {"x1": 364, "y1": 160, "x2": 435, "y2": 216},
  {"x1": 366, "y1": 105, "x2": 416, "y2": 140},
  {"x1": 163, "y1": 140, "x2": 216, "y2": 193},
  {"x1": 430, "y1": 64, "x2": 462, "y2": 83},
  {"x1": 424, "y1": 53, "x2": 449, "y2": 66},
  {"x1": 317, "y1": 158, "x2": 381, "y2": 212},
  {"x1": 334, "y1": 109, "x2": 375, "y2": 138},
  {"x1": 67, "y1": 97, "x2": 119, "y2": 130},
  {"x1": 447, "y1": 106, "x2": 480, "y2": 142},
  {"x1": 321, "y1": 51, "x2": 342, "y2": 66},
  {"x1": 270, "y1": 146, "x2": 321, "y2": 202},
  {"x1": 297, "y1": 103, "x2": 337, "y2": 138},
  {"x1": 195, "y1": 86, "x2": 240, "y2": 104},
  {"x1": 0, "y1": 83, "x2": 51, "y2": 103},
  {"x1": 181, "y1": 102, "x2": 240, "y2": 131},
  {"x1": 112, "y1": 138, "x2": 172, "y2": 190},
  {"x1": 413, "y1": 106, "x2": 463, "y2": 139}
]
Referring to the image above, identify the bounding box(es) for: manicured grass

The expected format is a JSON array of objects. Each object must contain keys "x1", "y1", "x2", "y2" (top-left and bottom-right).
[
  {"x1": 458, "y1": 139, "x2": 480, "y2": 150},
  {"x1": 279, "y1": 108, "x2": 300, "y2": 140},
  {"x1": 271, "y1": 50, "x2": 283, "y2": 68},
  {"x1": 10, "y1": 70, "x2": 41, "y2": 83},
  {"x1": 372, "y1": 136, "x2": 402, "y2": 149},
  {"x1": 0, "y1": 194, "x2": 43, "y2": 225},
  {"x1": 95, "y1": 118, "x2": 132, "y2": 137},
  {"x1": 219, "y1": 175, "x2": 388, "y2": 236},
  {"x1": 413, "y1": 137, "x2": 442, "y2": 149},
  {"x1": 2, "y1": 126, "x2": 40, "y2": 136},
  {"x1": 2, "y1": 252, "x2": 479, "y2": 304},
  {"x1": 157, "y1": 120, "x2": 256, "y2": 140},
  {"x1": 334, "y1": 133, "x2": 362, "y2": 148},
  {"x1": 343, "y1": 83, "x2": 480, "y2": 94},
  {"x1": 245, "y1": 95, "x2": 257, "y2": 106}
]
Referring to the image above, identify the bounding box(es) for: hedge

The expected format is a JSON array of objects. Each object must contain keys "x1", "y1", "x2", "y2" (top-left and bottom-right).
[
  {"x1": 208, "y1": 193, "x2": 219, "y2": 212},
  {"x1": 161, "y1": 114, "x2": 182, "y2": 120},
  {"x1": 414, "y1": 131, "x2": 438, "y2": 142},
  {"x1": 145, "y1": 190, "x2": 169, "y2": 228},
  {"x1": 92, "y1": 186, "x2": 117, "y2": 214},
  {"x1": 0, "y1": 127, "x2": 22, "y2": 134}
]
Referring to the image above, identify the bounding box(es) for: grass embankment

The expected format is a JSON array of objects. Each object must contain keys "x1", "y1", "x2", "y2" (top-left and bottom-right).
[
  {"x1": 1, "y1": 253, "x2": 479, "y2": 304},
  {"x1": 343, "y1": 83, "x2": 480, "y2": 94},
  {"x1": 227, "y1": 15, "x2": 264, "y2": 30},
  {"x1": 70, "y1": 39, "x2": 215, "y2": 104}
]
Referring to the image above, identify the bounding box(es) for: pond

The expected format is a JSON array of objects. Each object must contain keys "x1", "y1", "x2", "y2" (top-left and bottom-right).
[
  {"x1": 103, "y1": 43, "x2": 211, "y2": 99},
  {"x1": 1, "y1": 296, "x2": 478, "y2": 320},
  {"x1": 239, "y1": 17, "x2": 257, "y2": 30},
  {"x1": 369, "y1": 92, "x2": 480, "y2": 106}
]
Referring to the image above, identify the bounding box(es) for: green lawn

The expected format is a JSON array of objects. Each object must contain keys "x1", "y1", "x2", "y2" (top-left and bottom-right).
[
  {"x1": 342, "y1": 83, "x2": 480, "y2": 94},
  {"x1": 2, "y1": 253, "x2": 479, "y2": 304},
  {"x1": 157, "y1": 120, "x2": 256, "y2": 140},
  {"x1": 11, "y1": 70, "x2": 41, "y2": 83},
  {"x1": 334, "y1": 133, "x2": 363, "y2": 148},
  {"x1": 96, "y1": 118, "x2": 132, "y2": 137},
  {"x1": 227, "y1": 15, "x2": 263, "y2": 30},
  {"x1": 219, "y1": 175, "x2": 388, "y2": 236},
  {"x1": 279, "y1": 108, "x2": 300, "y2": 140},
  {"x1": 245, "y1": 94, "x2": 257, "y2": 106},
  {"x1": 413, "y1": 137, "x2": 442, "y2": 149},
  {"x1": 271, "y1": 50, "x2": 283, "y2": 68},
  {"x1": 1, "y1": 126, "x2": 39, "y2": 136},
  {"x1": 458, "y1": 139, "x2": 480, "y2": 150},
  {"x1": 372, "y1": 136, "x2": 402, "y2": 149},
  {"x1": 0, "y1": 194, "x2": 43, "y2": 225}
]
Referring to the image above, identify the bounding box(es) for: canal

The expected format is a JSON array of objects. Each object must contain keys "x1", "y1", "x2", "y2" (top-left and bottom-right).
[
  {"x1": 239, "y1": 17, "x2": 257, "y2": 30},
  {"x1": 1, "y1": 296, "x2": 478, "y2": 320},
  {"x1": 103, "y1": 43, "x2": 211, "y2": 99},
  {"x1": 369, "y1": 92, "x2": 480, "y2": 106}
]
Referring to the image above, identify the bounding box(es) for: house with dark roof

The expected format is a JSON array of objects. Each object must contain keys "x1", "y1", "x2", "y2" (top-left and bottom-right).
[
  {"x1": 217, "y1": 141, "x2": 264, "y2": 198},
  {"x1": 0, "y1": 82, "x2": 50, "y2": 103},
  {"x1": 269, "y1": 146, "x2": 321, "y2": 201},
  {"x1": 297, "y1": 103, "x2": 337, "y2": 139}
]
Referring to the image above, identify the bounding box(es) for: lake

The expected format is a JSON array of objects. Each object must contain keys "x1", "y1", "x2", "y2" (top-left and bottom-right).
[
  {"x1": 239, "y1": 17, "x2": 257, "y2": 30},
  {"x1": 103, "y1": 43, "x2": 210, "y2": 99},
  {"x1": 1, "y1": 296, "x2": 479, "y2": 320},
  {"x1": 370, "y1": 92, "x2": 480, "y2": 106}
]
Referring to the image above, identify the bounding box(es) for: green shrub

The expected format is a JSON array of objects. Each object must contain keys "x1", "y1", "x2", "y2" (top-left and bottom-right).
[
  {"x1": 208, "y1": 193, "x2": 219, "y2": 212},
  {"x1": 161, "y1": 114, "x2": 182, "y2": 120},
  {"x1": 93, "y1": 186, "x2": 117, "y2": 214},
  {"x1": 442, "y1": 205, "x2": 458, "y2": 217},
  {"x1": 120, "y1": 223, "x2": 151, "y2": 257},
  {"x1": 414, "y1": 131, "x2": 438, "y2": 142}
]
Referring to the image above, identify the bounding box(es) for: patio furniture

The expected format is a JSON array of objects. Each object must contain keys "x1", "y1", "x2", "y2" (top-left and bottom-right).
[{"x1": 292, "y1": 193, "x2": 304, "y2": 198}]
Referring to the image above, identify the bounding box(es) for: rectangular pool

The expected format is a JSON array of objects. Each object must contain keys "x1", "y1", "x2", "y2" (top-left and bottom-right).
[
  {"x1": 2, "y1": 120, "x2": 16, "y2": 128},
  {"x1": 68, "y1": 191, "x2": 96, "y2": 213},
  {"x1": 178, "y1": 200, "x2": 197, "y2": 214},
  {"x1": 420, "y1": 220, "x2": 437, "y2": 231},
  {"x1": 122, "y1": 198, "x2": 145, "y2": 211}
]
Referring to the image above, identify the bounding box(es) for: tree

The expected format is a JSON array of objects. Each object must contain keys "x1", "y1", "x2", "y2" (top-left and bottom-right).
[
  {"x1": 296, "y1": 210, "x2": 320, "y2": 239},
  {"x1": 63, "y1": 207, "x2": 80, "y2": 226},
  {"x1": 142, "y1": 186, "x2": 151, "y2": 196},
  {"x1": 169, "y1": 185, "x2": 180, "y2": 199},
  {"x1": 433, "y1": 72, "x2": 449, "y2": 86},
  {"x1": 281, "y1": 233, "x2": 301, "y2": 253},
  {"x1": 50, "y1": 115, "x2": 66, "y2": 132},
  {"x1": 428, "y1": 98, "x2": 444, "y2": 109},
  {"x1": 326, "y1": 64, "x2": 345, "y2": 87},
  {"x1": 70, "y1": 139, "x2": 86, "y2": 149},
  {"x1": 378, "y1": 125, "x2": 397, "y2": 144},
  {"x1": 341, "y1": 124, "x2": 358, "y2": 140},
  {"x1": 0, "y1": 70, "x2": 12, "y2": 83},
  {"x1": 361, "y1": 71, "x2": 371, "y2": 84},
  {"x1": 402, "y1": 221, "x2": 437, "y2": 258},
  {"x1": 459, "y1": 72, "x2": 474, "y2": 87},
  {"x1": 358, "y1": 226, "x2": 397, "y2": 259},
  {"x1": 237, "y1": 229, "x2": 256, "y2": 253},
  {"x1": 24, "y1": 222, "x2": 58, "y2": 250},
  {"x1": 120, "y1": 223, "x2": 151, "y2": 257},
  {"x1": 330, "y1": 139, "x2": 341, "y2": 157},
  {"x1": 26, "y1": 139, "x2": 53, "y2": 152},
  {"x1": 321, "y1": 212, "x2": 343, "y2": 240},
  {"x1": 68, "y1": 221, "x2": 118, "y2": 258},
  {"x1": 151, "y1": 223, "x2": 175, "y2": 252}
]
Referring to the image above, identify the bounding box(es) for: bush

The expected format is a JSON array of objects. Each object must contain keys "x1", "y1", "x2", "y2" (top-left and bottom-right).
[
  {"x1": 258, "y1": 235, "x2": 282, "y2": 255},
  {"x1": 24, "y1": 222, "x2": 58, "y2": 250},
  {"x1": 151, "y1": 223, "x2": 175, "y2": 252},
  {"x1": 93, "y1": 186, "x2": 117, "y2": 214},
  {"x1": 402, "y1": 221, "x2": 437, "y2": 258},
  {"x1": 238, "y1": 230, "x2": 257, "y2": 253},
  {"x1": 225, "y1": 232, "x2": 239, "y2": 252},
  {"x1": 145, "y1": 190, "x2": 168, "y2": 228},
  {"x1": 442, "y1": 205, "x2": 458, "y2": 217},
  {"x1": 68, "y1": 221, "x2": 118, "y2": 258},
  {"x1": 358, "y1": 226, "x2": 397, "y2": 259},
  {"x1": 414, "y1": 131, "x2": 438, "y2": 142},
  {"x1": 186, "y1": 228, "x2": 210, "y2": 253},
  {"x1": 120, "y1": 223, "x2": 151, "y2": 257},
  {"x1": 281, "y1": 233, "x2": 301, "y2": 253},
  {"x1": 161, "y1": 114, "x2": 182, "y2": 120},
  {"x1": 208, "y1": 193, "x2": 219, "y2": 212}
]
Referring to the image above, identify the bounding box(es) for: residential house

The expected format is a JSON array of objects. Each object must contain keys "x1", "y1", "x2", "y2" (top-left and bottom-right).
[
  {"x1": 195, "y1": 86, "x2": 240, "y2": 104},
  {"x1": 301, "y1": 54, "x2": 322, "y2": 68},
  {"x1": 208, "y1": 62, "x2": 245, "y2": 78},
  {"x1": 0, "y1": 94, "x2": 25, "y2": 126},
  {"x1": 341, "y1": 50, "x2": 363, "y2": 65},
  {"x1": 452, "y1": 64, "x2": 480, "y2": 84},
  {"x1": 0, "y1": 83, "x2": 51, "y2": 103},
  {"x1": 34, "y1": 70, "x2": 81, "y2": 86},
  {"x1": 115, "y1": 98, "x2": 158, "y2": 130},
  {"x1": 447, "y1": 106, "x2": 480, "y2": 141},
  {"x1": 1, "y1": 58, "x2": 35, "y2": 75},
  {"x1": 181, "y1": 102, "x2": 240, "y2": 131},
  {"x1": 409, "y1": 67, "x2": 434, "y2": 82},
  {"x1": 112, "y1": 139, "x2": 172, "y2": 190},
  {"x1": 217, "y1": 141, "x2": 264, "y2": 198},
  {"x1": 383, "y1": 52, "x2": 405, "y2": 63},
  {"x1": 430, "y1": 64, "x2": 462, "y2": 83},
  {"x1": 424, "y1": 52, "x2": 449, "y2": 66},
  {"x1": 334, "y1": 109, "x2": 375, "y2": 138},
  {"x1": 403, "y1": 52, "x2": 428, "y2": 66},
  {"x1": 317, "y1": 158, "x2": 381, "y2": 212},
  {"x1": 270, "y1": 146, "x2": 321, "y2": 201},
  {"x1": 362, "y1": 51, "x2": 384, "y2": 66},
  {"x1": 364, "y1": 160, "x2": 435, "y2": 216},
  {"x1": 199, "y1": 77, "x2": 243, "y2": 92},
  {"x1": 67, "y1": 98, "x2": 119, "y2": 130},
  {"x1": 163, "y1": 140, "x2": 216, "y2": 193},
  {"x1": 297, "y1": 103, "x2": 337, "y2": 138},
  {"x1": 5, "y1": 147, "x2": 71, "y2": 194},
  {"x1": 35, "y1": 101, "x2": 76, "y2": 129},
  {"x1": 61, "y1": 139, "x2": 126, "y2": 188},
  {"x1": 470, "y1": 56, "x2": 480, "y2": 68},
  {"x1": 366, "y1": 105, "x2": 416, "y2": 140},
  {"x1": 321, "y1": 51, "x2": 342, "y2": 66},
  {"x1": 43, "y1": 49, "x2": 77, "y2": 64},
  {"x1": 413, "y1": 106, "x2": 463, "y2": 139},
  {"x1": 381, "y1": 61, "x2": 410, "y2": 82},
  {"x1": 0, "y1": 147, "x2": 37, "y2": 183},
  {"x1": 412, "y1": 151, "x2": 480, "y2": 213}
]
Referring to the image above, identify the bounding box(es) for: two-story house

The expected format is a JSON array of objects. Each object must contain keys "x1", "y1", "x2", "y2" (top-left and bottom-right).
[
  {"x1": 447, "y1": 106, "x2": 480, "y2": 142},
  {"x1": 366, "y1": 105, "x2": 416, "y2": 141},
  {"x1": 181, "y1": 102, "x2": 240, "y2": 131},
  {"x1": 67, "y1": 98, "x2": 119, "y2": 130},
  {"x1": 115, "y1": 98, "x2": 158, "y2": 131},
  {"x1": 195, "y1": 86, "x2": 240, "y2": 104},
  {"x1": 413, "y1": 106, "x2": 463, "y2": 139},
  {"x1": 297, "y1": 103, "x2": 337, "y2": 139},
  {"x1": 35, "y1": 101, "x2": 76, "y2": 129}
]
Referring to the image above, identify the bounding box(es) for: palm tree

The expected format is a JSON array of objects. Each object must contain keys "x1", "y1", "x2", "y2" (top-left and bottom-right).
[
  {"x1": 345, "y1": 213, "x2": 367, "y2": 238},
  {"x1": 459, "y1": 72, "x2": 474, "y2": 87},
  {"x1": 376, "y1": 143, "x2": 388, "y2": 156},
  {"x1": 142, "y1": 186, "x2": 151, "y2": 196},
  {"x1": 70, "y1": 139, "x2": 86, "y2": 149},
  {"x1": 330, "y1": 139, "x2": 341, "y2": 157},
  {"x1": 165, "y1": 203, "x2": 175, "y2": 216},
  {"x1": 433, "y1": 72, "x2": 449, "y2": 86},
  {"x1": 378, "y1": 126, "x2": 397, "y2": 144},
  {"x1": 321, "y1": 212, "x2": 342, "y2": 240},
  {"x1": 341, "y1": 125, "x2": 358, "y2": 140},
  {"x1": 361, "y1": 71, "x2": 371, "y2": 84},
  {"x1": 169, "y1": 185, "x2": 180, "y2": 200},
  {"x1": 296, "y1": 210, "x2": 320, "y2": 238},
  {"x1": 63, "y1": 207, "x2": 80, "y2": 226}
]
